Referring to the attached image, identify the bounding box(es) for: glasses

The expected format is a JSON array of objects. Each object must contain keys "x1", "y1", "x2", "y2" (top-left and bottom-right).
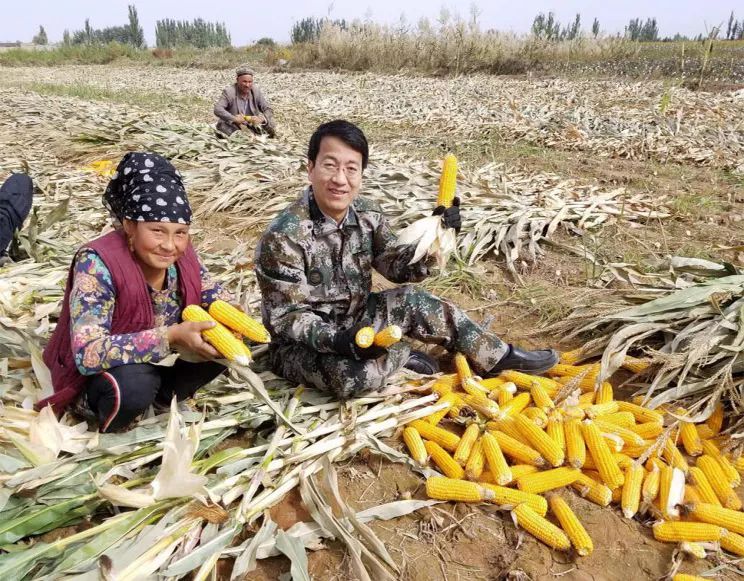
[{"x1": 316, "y1": 163, "x2": 361, "y2": 181}]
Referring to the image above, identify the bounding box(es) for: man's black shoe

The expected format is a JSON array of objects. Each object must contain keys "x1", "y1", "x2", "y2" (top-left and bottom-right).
[
  {"x1": 488, "y1": 344, "x2": 559, "y2": 375},
  {"x1": 404, "y1": 350, "x2": 440, "y2": 375}
]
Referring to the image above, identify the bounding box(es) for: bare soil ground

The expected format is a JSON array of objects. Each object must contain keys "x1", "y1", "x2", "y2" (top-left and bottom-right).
[{"x1": 1, "y1": 65, "x2": 743, "y2": 580}]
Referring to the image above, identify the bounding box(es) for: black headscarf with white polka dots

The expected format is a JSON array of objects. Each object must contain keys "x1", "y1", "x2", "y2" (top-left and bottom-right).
[{"x1": 103, "y1": 152, "x2": 192, "y2": 225}]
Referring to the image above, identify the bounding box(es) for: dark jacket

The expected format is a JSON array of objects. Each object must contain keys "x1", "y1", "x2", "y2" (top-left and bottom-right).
[{"x1": 214, "y1": 84, "x2": 275, "y2": 136}]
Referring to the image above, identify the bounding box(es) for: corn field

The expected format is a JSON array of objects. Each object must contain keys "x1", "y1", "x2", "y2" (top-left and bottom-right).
[{"x1": 1, "y1": 63, "x2": 743, "y2": 580}]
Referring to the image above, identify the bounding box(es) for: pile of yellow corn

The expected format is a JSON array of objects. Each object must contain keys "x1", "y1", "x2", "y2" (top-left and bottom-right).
[
  {"x1": 181, "y1": 300, "x2": 271, "y2": 365},
  {"x1": 402, "y1": 351, "x2": 744, "y2": 564}
]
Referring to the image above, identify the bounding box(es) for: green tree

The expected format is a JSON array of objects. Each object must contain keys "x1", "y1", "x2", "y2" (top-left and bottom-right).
[
  {"x1": 127, "y1": 5, "x2": 145, "y2": 48},
  {"x1": 32, "y1": 25, "x2": 48, "y2": 45},
  {"x1": 591, "y1": 17, "x2": 600, "y2": 38}
]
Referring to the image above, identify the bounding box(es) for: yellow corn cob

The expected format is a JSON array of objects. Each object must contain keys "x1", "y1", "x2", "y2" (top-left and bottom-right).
[
  {"x1": 599, "y1": 412, "x2": 636, "y2": 428},
  {"x1": 481, "y1": 432, "x2": 512, "y2": 486},
  {"x1": 480, "y1": 377, "x2": 507, "y2": 391},
  {"x1": 558, "y1": 348, "x2": 585, "y2": 365},
  {"x1": 354, "y1": 326, "x2": 375, "y2": 348},
  {"x1": 512, "y1": 503, "x2": 571, "y2": 551},
  {"x1": 509, "y1": 464, "x2": 540, "y2": 481},
  {"x1": 594, "y1": 418, "x2": 646, "y2": 447},
  {"x1": 497, "y1": 388, "x2": 514, "y2": 406},
  {"x1": 436, "y1": 154, "x2": 458, "y2": 208},
  {"x1": 697, "y1": 456, "x2": 741, "y2": 510},
  {"x1": 516, "y1": 467, "x2": 580, "y2": 494},
  {"x1": 622, "y1": 441, "x2": 654, "y2": 459},
  {"x1": 621, "y1": 463, "x2": 644, "y2": 518},
  {"x1": 483, "y1": 485, "x2": 548, "y2": 515},
  {"x1": 679, "y1": 423, "x2": 703, "y2": 457},
  {"x1": 601, "y1": 433, "x2": 624, "y2": 453},
  {"x1": 447, "y1": 394, "x2": 471, "y2": 420},
  {"x1": 556, "y1": 375, "x2": 599, "y2": 394},
  {"x1": 678, "y1": 541, "x2": 707, "y2": 559},
  {"x1": 671, "y1": 575, "x2": 708, "y2": 581},
  {"x1": 616, "y1": 401, "x2": 664, "y2": 424},
  {"x1": 500, "y1": 371, "x2": 560, "y2": 394},
  {"x1": 402, "y1": 427, "x2": 427, "y2": 465},
  {"x1": 465, "y1": 438, "x2": 485, "y2": 480},
  {"x1": 424, "y1": 441, "x2": 464, "y2": 479},
  {"x1": 487, "y1": 418, "x2": 527, "y2": 443},
  {"x1": 701, "y1": 440, "x2": 740, "y2": 487},
  {"x1": 581, "y1": 420, "x2": 624, "y2": 489},
  {"x1": 522, "y1": 406, "x2": 549, "y2": 427},
  {"x1": 373, "y1": 325, "x2": 402, "y2": 348},
  {"x1": 663, "y1": 435, "x2": 689, "y2": 474},
  {"x1": 410, "y1": 420, "x2": 460, "y2": 452},
  {"x1": 515, "y1": 414, "x2": 565, "y2": 467},
  {"x1": 736, "y1": 456, "x2": 744, "y2": 473},
  {"x1": 564, "y1": 418, "x2": 586, "y2": 469},
  {"x1": 498, "y1": 392, "x2": 532, "y2": 418},
  {"x1": 571, "y1": 473, "x2": 613, "y2": 507},
  {"x1": 490, "y1": 430, "x2": 547, "y2": 467},
  {"x1": 454, "y1": 423, "x2": 480, "y2": 466},
  {"x1": 425, "y1": 392, "x2": 460, "y2": 425},
  {"x1": 621, "y1": 356, "x2": 652, "y2": 374},
  {"x1": 721, "y1": 531, "x2": 744, "y2": 556},
  {"x1": 488, "y1": 380, "x2": 516, "y2": 402},
  {"x1": 687, "y1": 466, "x2": 722, "y2": 507},
  {"x1": 454, "y1": 352, "x2": 473, "y2": 384},
  {"x1": 546, "y1": 415, "x2": 566, "y2": 454},
  {"x1": 548, "y1": 494, "x2": 593, "y2": 556},
  {"x1": 181, "y1": 305, "x2": 251, "y2": 365},
  {"x1": 705, "y1": 402, "x2": 724, "y2": 435},
  {"x1": 652, "y1": 521, "x2": 724, "y2": 543},
  {"x1": 684, "y1": 485, "x2": 703, "y2": 504},
  {"x1": 583, "y1": 401, "x2": 620, "y2": 418},
  {"x1": 425, "y1": 476, "x2": 493, "y2": 502},
  {"x1": 207, "y1": 300, "x2": 271, "y2": 343},
  {"x1": 578, "y1": 391, "x2": 596, "y2": 406},
  {"x1": 611, "y1": 484, "x2": 623, "y2": 503},
  {"x1": 547, "y1": 363, "x2": 599, "y2": 379},
  {"x1": 696, "y1": 424, "x2": 715, "y2": 440},
  {"x1": 530, "y1": 383, "x2": 555, "y2": 410},
  {"x1": 462, "y1": 393, "x2": 499, "y2": 419},
  {"x1": 629, "y1": 421, "x2": 664, "y2": 439},
  {"x1": 430, "y1": 373, "x2": 458, "y2": 396},
  {"x1": 562, "y1": 405, "x2": 586, "y2": 420},
  {"x1": 642, "y1": 464, "x2": 660, "y2": 504},
  {"x1": 595, "y1": 382, "x2": 613, "y2": 405},
  {"x1": 687, "y1": 502, "x2": 744, "y2": 535},
  {"x1": 461, "y1": 377, "x2": 491, "y2": 398},
  {"x1": 658, "y1": 464, "x2": 684, "y2": 519}
]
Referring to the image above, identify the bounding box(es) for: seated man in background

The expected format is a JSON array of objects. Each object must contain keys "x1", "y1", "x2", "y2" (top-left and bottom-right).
[
  {"x1": 214, "y1": 65, "x2": 276, "y2": 138},
  {"x1": 0, "y1": 172, "x2": 33, "y2": 266},
  {"x1": 255, "y1": 120, "x2": 558, "y2": 400}
]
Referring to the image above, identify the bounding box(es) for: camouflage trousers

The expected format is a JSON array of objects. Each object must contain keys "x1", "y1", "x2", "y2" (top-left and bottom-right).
[{"x1": 268, "y1": 285, "x2": 508, "y2": 399}]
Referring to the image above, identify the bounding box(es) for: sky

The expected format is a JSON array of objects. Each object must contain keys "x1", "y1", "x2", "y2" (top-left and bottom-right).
[{"x1": 1, "y1": 1, "x2": 739, "y2": 45}]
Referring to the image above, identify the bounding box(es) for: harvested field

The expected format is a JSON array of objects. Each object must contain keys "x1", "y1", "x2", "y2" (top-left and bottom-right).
[{"x1": 1, "y1": 64, "x2": 743, "y2": 580}]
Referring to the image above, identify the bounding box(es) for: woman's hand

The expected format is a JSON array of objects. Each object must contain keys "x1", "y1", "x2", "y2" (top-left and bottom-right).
[{"x1": 167, "y1": 321, "x2": 221, "y2": 360}]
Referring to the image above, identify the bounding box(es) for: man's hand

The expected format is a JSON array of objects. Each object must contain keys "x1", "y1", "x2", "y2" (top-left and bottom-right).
[
  {"x1": 255, "y1": 113, "x2": 267, "y2": 125},
  {"x1": 333, "y1": 322, "x2": 387, "y2": 360},
  {"x1": 432, "y1": 196, "x2": 461, "y2": 233},
  {"x1": 167, "y1": 321, "x2": 221, "y2": 360},
  {"x1": 232, "y1": 114, "x2": 247, "y2": 126}
]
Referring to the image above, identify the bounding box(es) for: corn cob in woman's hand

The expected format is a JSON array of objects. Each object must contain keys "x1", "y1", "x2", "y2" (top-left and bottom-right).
[
  {"x1": 182, "y1": 305, "x2": 252, "y2": 366},
  {"x1": 208, "y1": 300, "x2": 271, "y2": 343}
]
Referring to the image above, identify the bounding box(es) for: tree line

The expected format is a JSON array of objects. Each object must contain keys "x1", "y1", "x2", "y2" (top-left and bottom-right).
[{"x1": 29, "y1": 6, "x2": 744, "y2": 48}]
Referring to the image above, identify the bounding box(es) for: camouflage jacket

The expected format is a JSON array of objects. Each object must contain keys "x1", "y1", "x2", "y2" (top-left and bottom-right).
[{"x1": 255, "y1": 188, "x2": 432, "y2": 352}]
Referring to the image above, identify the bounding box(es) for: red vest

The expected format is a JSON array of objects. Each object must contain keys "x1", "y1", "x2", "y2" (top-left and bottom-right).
[{"x1": 38, "y1": 230, "x2": 202, "y2": 414}]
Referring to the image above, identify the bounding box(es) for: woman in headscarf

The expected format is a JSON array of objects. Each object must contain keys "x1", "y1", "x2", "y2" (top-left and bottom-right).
[{"x1": 39, "y1": 152, "x2": 231, "y2": 432}]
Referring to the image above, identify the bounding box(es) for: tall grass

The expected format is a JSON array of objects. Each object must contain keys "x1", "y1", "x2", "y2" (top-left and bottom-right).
[{"x1": 290, "y1": 21, "x2": 744, "y2": 80}]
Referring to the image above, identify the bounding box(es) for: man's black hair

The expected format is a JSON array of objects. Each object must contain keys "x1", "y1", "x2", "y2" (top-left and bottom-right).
[{"x1": 307, "y1": 120, "x2": 369, "y2": 169}]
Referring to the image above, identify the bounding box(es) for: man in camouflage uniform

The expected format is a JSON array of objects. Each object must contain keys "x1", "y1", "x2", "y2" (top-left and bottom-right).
[{"x1": 255, "y1": 120, "x2": 557, "y2": 399}]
